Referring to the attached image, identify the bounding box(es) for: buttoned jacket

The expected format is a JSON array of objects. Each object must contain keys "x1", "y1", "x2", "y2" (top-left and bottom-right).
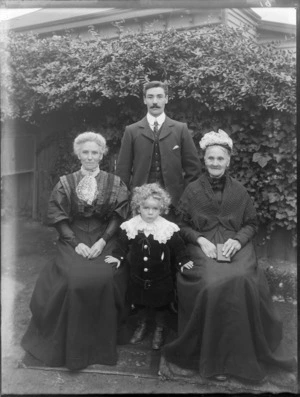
[
  {"x1": 112, "y1": 229, "x2": 190, "y2": 307},
  {"x1": 116, "y1": 116, "x2": 201, "y2": 205}
]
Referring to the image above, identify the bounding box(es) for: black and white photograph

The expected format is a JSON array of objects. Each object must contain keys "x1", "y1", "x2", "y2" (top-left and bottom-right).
[{"x1": 1, "y1": 0, "x2": 297, "y2": 394}]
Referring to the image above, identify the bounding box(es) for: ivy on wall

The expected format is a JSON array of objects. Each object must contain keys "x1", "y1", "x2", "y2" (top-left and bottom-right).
[{"x1": 1, "y1": 24, "x2": 296, "y2": 243}]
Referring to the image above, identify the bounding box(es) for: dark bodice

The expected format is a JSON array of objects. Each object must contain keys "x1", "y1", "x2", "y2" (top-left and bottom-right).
[
  {"x1": 48, "y1": 170, "x2": 128, "y2": 224},
  {"x1": 47, "y1": 170, "x2": 129, "y2": 247},
  {"x1": 177, "y1": 174, "x2": 258, "y2": 247}
]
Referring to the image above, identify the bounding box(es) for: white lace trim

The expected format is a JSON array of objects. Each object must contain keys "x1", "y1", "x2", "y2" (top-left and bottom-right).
[
  {"x1": 199, "y1": 129, "x2": 233, "y2": 150},
  {"x1": 75, "y1": 167, "x2": 100, "y2": 205},
  {"x1": 120, "y1": 215, "x2": 179, "y2": 243},
  {"x1": 76, "y1": 175, "x2": 99, "y2": 205}
]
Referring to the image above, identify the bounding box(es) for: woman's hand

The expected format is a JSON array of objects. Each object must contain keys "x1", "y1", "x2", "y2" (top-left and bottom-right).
[
  {"x1": 180, "y1": 261, "x2": 194, "y2": 273},
  {"x1": 197, "y1": 237, "x2": 217, "y2": 259},
  {"x1": 75, "y1": 243, "x2": 91, "y2": 258},
  {"x1": 222, "y1": 239, "x2": 241, "y2": 258},
  {"x1": 88, "y1": 238, "x2": 107, "y2": 259},
  {"x1": 105, "y1": 255, "x2": 121, "y2": 268}
]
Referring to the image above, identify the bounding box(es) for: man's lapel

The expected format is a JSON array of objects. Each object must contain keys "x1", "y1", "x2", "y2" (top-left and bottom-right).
[
  {"x1": 140, "y1": 117, "x2": 155, "y2": 141},
  {"x1": 159, "y1": 116, "x2": 173, "y2": 140}
]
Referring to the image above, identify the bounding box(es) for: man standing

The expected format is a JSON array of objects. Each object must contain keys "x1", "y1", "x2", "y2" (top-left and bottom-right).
[{"x1": 116, "y1": 81, "x2": 201, "y2": 208}]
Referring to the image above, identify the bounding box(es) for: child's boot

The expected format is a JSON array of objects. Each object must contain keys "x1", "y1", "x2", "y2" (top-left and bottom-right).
[
  {"x1": 130, "y1": 320, "x2": 147, "y2": 344},
  {"x1": 130, "y1": 308, "x2": 148, "y2": 344}
]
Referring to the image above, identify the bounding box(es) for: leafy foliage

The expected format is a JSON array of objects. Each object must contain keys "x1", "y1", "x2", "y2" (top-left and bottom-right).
[{"x1": 1, "y1": 24, "x2": 296, "y2": 242}]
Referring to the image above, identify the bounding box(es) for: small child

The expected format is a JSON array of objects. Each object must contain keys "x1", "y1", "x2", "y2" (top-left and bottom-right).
[{"x1": 105, "y1": 183, "x2": 193, "y2": 350}]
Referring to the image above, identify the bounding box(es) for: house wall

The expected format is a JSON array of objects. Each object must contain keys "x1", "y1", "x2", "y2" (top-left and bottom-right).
[
  {"x1": 70, "y1": 9, "x2": 223, "y2": 41},
  {"x1": 42, "y1": 7, "x2": 295, "y2": 52},
  {"x1": 2, "y1": 173, "x2": 34, "y2": 216},
  {"x1": 1, "y1": 121, "x2": 38, "y2": 218},
  {"x1": 257, "y1": 30, "x2": 296, "y2": 53},
  {"x1": 36, "y1": 138, "x2": 60, "y2": 222},
  {"x1": 222, "y1": 8, "x2": 258, "y2": 37},
  {"x1": 9, "y1": 7, "x2": 296, "y2": 50}
]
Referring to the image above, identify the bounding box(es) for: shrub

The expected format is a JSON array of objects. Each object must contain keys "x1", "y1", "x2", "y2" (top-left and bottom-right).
[{"x1": 1, "y1": 24, "x2": 296, "y2": 242}]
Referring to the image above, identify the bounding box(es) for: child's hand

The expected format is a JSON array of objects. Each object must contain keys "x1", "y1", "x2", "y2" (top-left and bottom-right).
[
  {"x1": 105, "y1": 255, "x2": 121, "y2": 268},
  {"x1": 180, "y1": 261, "x2": 194, "y2": 273}
]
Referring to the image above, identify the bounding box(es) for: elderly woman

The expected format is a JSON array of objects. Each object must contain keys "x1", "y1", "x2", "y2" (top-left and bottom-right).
[
  {"x1": 160, "y1": 130, "x2": 295, "y2": 383},
  {"x1": 21, "y1": 132, "x2": 130, "y2": 370}
]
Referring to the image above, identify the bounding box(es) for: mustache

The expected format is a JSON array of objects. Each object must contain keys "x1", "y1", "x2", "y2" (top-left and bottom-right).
[{"x1": 151, "y1": 105, "x2": 160, "y2": 108}]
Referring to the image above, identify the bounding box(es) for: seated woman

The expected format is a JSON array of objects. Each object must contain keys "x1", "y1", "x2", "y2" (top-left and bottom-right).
[
  {"x1": 21, "y1": 132, "x2": 130, "y2": 371},
  {"x1": 160, "y1": 130, "x2": 296, "y2": 383}
]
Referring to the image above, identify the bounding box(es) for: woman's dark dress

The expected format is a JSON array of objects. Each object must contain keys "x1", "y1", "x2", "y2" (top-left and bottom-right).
[
  {"x1": 162, "y1": 173, "x2": 295, "y2": 382},
  {"x1": 21, "y1": 170, "x2": 129, "y2": 370}
]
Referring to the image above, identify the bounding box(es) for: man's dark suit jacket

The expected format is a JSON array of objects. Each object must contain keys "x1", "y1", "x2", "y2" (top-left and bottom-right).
[{"x1": 116, "y1": 116, "x2": 201, "y2": 206}]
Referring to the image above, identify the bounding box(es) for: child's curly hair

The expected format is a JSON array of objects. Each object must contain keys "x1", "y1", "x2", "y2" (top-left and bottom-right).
[{"x1": 131, "y1": 183, "x2": 171, "y2": 216}]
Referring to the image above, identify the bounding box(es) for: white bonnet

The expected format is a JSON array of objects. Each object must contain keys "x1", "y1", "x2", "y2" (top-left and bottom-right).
[{"x1": 199, "y1": 129, "x2": 233, "y2": 151}]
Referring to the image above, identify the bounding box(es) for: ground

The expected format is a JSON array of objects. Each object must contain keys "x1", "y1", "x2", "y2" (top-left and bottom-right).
[{"x1": 1, "y1": 217, "x2": 298, "y2": 394}]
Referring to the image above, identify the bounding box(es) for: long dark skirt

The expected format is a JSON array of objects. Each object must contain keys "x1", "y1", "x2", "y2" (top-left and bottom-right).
[
  {"x1": 162, "y1": 227, "x2": 295, "y2": 382},
  {"x1": 21, "y1": 223, "x2": 129, "y2": 370}
]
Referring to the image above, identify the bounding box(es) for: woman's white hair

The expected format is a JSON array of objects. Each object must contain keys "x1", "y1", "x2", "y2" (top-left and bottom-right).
[{"x1": 73, "y1": 132, "x2": 108, "y2": 156}]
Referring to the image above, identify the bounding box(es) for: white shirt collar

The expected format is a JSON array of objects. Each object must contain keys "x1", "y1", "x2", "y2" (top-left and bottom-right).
[
  {"x1": 80, "y1": 165, "x2": 100, "y2": 177},
  {"x1": 147, "y1": 112, "x2": 166, "y2": 129}
]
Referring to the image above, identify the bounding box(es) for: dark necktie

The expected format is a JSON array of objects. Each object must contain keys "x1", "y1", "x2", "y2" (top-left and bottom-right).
[{"x1": 153, "y1": 120, "x2": 159, "y2": 138}]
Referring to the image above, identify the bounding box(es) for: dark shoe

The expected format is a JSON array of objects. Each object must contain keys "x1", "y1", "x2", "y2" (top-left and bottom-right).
[
  {"x1": 130, "y1": 322, "x2": 147, "y2": 344},
  {"x1": 152, "y1": 326, "x2": 165, "y2": 350}
]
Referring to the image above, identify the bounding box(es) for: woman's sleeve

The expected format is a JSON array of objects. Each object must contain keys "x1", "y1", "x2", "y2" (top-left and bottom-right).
[
  {"x1": 167, "y1": 232, "x2": 192, "y2": 271},
  {"x1": 111, "y1": 229, "x2": 130, "y2": 260},
  {"x1": 102, "y1": 180, "x2": 130, "y2": 243},
  {"x1": 178, "y1": 219, "x2": 202, "y2": 245},
  {"x1": 176, "y1": 186, "x2": 202, "y2": 244},
  {"x1": 47, "y1": 181, "x2": 71, "y2": 225},
  {"x1": 47, "y1": 181, "x2": 81, "y2": 248},
  {"x1": 54, "y1": 221, "x2": 81, "y2": 248},
  {"x1": 101, "y1": 214, "x2": 122, "y2": 243},
  {"x1": 233, "y1": 194, "x2": 258, "y2": 247},
  {"x1": 112, "y1": 180, "x2": 130, "y2": 221}
]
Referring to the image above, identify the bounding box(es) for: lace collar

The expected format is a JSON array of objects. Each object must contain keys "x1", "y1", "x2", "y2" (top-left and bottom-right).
[
  {"x1": 76, "y1": 166, "x2": 100, "y2": 205},
  {"x1": 120, "y1": 215, "x2": 179, "y2": 244}
]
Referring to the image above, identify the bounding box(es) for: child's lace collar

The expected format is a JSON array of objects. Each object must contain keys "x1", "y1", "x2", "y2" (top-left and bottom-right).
[{"x1": 120, "y1": 215, "x2": 179, "y2": 244}]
